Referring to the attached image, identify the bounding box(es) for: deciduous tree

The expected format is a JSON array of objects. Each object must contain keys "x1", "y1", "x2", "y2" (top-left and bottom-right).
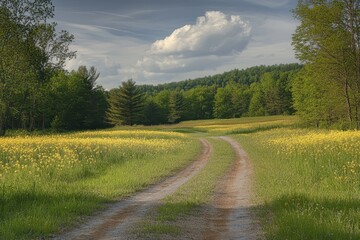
[
  {"x1": 0, "y1": 0, "x2": 74, "y2": 134},
  {"x1": 292, "y1": 0, "x2": 360, "y2": 128}
]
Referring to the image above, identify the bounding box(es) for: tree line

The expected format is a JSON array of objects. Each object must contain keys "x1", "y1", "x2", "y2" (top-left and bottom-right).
[
  {"x1": 2, "y1": 0, "x2": 357, "y2": 134},
  {"x1": 1, "y1": 0, "x2": 73, "y2": 135},
  {"x1": 107, "y1": 64, "x2": 302, "y2": 126},
  {"x1": 0, "y1": 0, "x2": 302, "y2": 133},
  {"x1": 0, "y1": 0, "x2": 109, "y2": 135}
]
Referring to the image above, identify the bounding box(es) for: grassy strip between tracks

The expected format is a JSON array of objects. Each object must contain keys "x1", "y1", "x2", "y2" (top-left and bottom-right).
[{"x1": 135, "y1": 137, "x2": 235, "y2": 238}]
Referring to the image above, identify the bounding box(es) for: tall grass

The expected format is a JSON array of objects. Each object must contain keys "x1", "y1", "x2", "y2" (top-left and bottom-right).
[
  {"x1": 235, "y1": 129, "x2": 360, "y2": 239},
  {"x1": 0, "y1": 130, "x2": 200, "y2": 239}
]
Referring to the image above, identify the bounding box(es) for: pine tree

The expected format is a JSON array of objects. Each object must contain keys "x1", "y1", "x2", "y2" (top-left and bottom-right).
[{"x1": 107, "y1": 79, "x2": 144, "y2": 126}]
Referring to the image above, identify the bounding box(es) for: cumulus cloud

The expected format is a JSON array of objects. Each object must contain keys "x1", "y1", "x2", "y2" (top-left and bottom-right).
[{"x1": 137, "y1": 11, "x2": 251, "y2": 75}]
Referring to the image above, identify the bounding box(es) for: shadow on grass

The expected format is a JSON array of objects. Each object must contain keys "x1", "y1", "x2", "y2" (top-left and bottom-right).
[
  {"x1": 2, "y1": 190, "x2": 358, "y2": 239},
  {"x1": 0, "y1": 189, "x2": 106, "y2": 239},
  {"x1": 259, "y1": 194, "x2": 360, "y2": 240},
  {"x1": 166, "y1": 127, "x2": 208, "y2": 134}
]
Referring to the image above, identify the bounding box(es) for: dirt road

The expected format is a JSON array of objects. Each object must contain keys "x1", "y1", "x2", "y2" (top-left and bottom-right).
[
  {"x1": 203, "y1": 136, "x2": 263, "y2": 240},
  {"x1": 53, "y1": 139, "x2": 212, "y2": 240},
  {"x1": 54, "y1": 137, "x2": 262, "y2": 240}
]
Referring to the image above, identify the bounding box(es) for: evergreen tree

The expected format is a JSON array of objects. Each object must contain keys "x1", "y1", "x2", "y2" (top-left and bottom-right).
[
  {"x1": 143, "y1": 97, "x2": 164, "y2": 125},
  {"x1": 107, "y1": 79, "x2": 144, "y2": 126}
]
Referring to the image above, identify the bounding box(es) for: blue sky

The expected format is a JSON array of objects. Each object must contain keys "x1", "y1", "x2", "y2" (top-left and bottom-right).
[{"x1": 52, "y1": 0, "x2": 299, "y2": 89}]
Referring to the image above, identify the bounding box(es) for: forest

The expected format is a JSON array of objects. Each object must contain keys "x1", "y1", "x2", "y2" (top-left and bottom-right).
[{"x1": 1, "y1": 0, "x2": 360, "y2": 134}]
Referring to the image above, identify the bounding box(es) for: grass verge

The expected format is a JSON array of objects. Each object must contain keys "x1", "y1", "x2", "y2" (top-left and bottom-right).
[
  {"x1": 234, "y1": 129, "x2": 360, "y2": 239},
  {"x1": 0, "y1": 130, "x2": 200, "y2": 239}
]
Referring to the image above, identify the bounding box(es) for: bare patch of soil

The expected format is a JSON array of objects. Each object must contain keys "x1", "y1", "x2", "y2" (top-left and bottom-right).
[{"x1": 53, "y1": 139, "x2": 212, "y2": 240}]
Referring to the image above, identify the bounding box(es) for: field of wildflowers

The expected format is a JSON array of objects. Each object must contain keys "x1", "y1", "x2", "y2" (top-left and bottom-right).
[
  {"x1": 178, "y1": 115, "x2": 297, "y2": 134},
  {"x1": 2, "y1": 116, "x2": 359, "y2": 239},
  {"x1": 0, "y1": 130, "x2": 198, "y2": 239},
  {"x1": 235, "y1": 128, "x2": 360, "y2": 239}
]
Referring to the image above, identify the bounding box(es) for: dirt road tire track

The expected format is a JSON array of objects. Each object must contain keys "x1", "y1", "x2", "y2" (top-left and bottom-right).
[
  {"x1": 203, "y1": 136, "x2": 263, "y2": 240},
  {"x1": 53, "y1": 138, "x2": 212, "y2": 240}
]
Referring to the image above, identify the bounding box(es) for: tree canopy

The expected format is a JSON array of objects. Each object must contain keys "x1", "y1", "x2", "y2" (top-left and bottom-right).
[
  {"x1": 0, "y1": 0, "x2": 75, "y2": 135},
  {"x1": 292, "y1": 0, "x2": 360, "y2": 129}
]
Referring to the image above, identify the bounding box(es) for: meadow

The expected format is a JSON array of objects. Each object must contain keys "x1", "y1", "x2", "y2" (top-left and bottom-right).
[
  {"x1": 1, "y1": 115, "x2": 359, "y2": 239},
  {"x1": 175, "y1": 116, "x2": 359, "y2": 239},
  {"x1": 0, "y1": 130, "x2": 199, "y2": 239},
  {"x1": 177, "y1": 115, "x2": 298, "y2": 134},
  {"x1": 234, "y1": 128, "x2": 360, "y2": 239}
]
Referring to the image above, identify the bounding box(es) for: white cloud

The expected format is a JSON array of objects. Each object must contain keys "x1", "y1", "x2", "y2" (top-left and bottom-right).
[
  {"x1": 137, "y1": 11, "x2": 251, "y2": 76},
  {"x1": 150, "y1": 11, "x2": 250, "y2": 56},
  {"x1": 58, "y1": 8, "x2": 298, "y2": 88}
]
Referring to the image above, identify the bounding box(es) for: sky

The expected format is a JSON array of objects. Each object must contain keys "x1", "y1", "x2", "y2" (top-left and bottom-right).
[{"x1": 52, "y1": 0, "x2": 299, "y2": 89}]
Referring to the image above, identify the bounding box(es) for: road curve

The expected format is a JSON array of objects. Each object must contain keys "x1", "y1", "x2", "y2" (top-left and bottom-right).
[{"x1": 53, "y1": 138, "x2": 212, "y2": 240}]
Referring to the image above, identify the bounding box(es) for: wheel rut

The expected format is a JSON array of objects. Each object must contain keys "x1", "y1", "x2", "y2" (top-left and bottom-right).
[
  {"x1": 203, "y1": 136, "x2": 263, "y2": 240},
  {"x1": 53, "y1": 138, "x2": 212, "y2": 240}
]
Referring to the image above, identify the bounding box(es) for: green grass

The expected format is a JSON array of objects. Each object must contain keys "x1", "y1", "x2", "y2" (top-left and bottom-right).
[
  {"x1": 141, "y1": 223, "x2": 181, "y2": 237},
  {"x1": 234, "y1": 128, "x2": 360, "y2": 239},
  {"x1": 135, "y1": 138, "x2": 235, "y2": 238},
  {"x1": 3, "y1": 115, "x2": 360, "y2": 239},
  {"x1": 227, "y1": 124, "x2": 287, "y2": 134},
  {"x1": 0, "y1": 130, "x2": 200, "y2": 239}
]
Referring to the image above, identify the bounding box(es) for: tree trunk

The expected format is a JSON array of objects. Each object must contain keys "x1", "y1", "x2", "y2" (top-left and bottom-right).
[{"x1": 346, "y1": 0, "x2": 360, "y2": 128}]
